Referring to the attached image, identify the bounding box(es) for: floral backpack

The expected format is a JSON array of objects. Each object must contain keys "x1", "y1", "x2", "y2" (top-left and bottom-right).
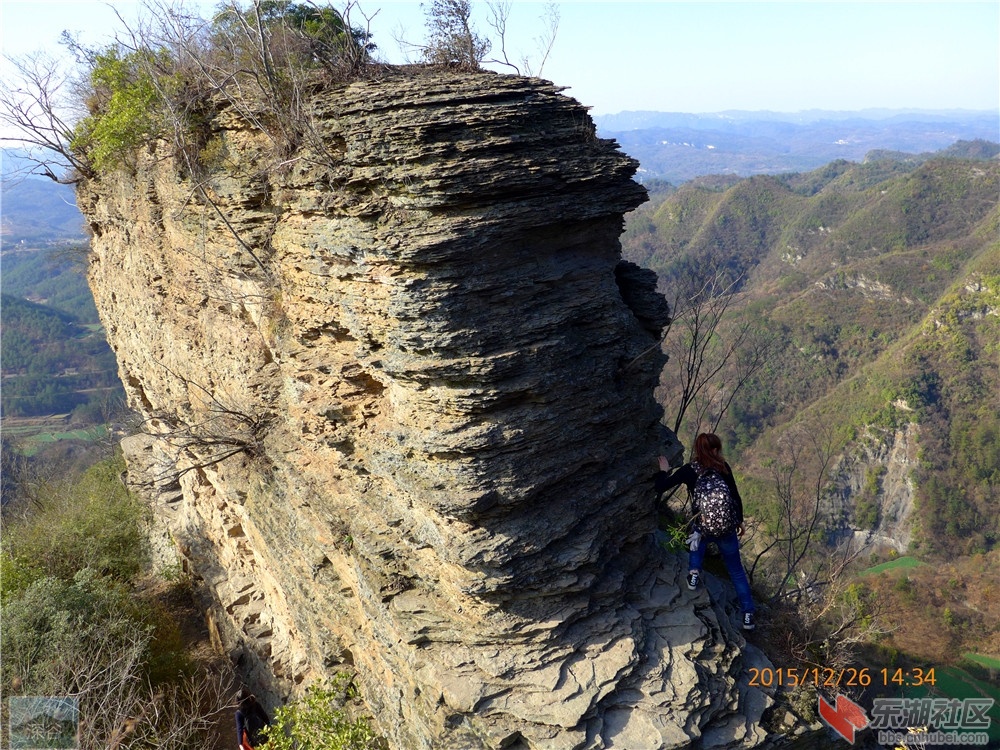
[{"x1": 690, "y1": 461, "x2": 739, "y2": 537}]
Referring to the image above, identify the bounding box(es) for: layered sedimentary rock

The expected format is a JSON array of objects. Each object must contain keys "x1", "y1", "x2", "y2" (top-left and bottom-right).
[{"x1": 80, "y1": 68, "x2": 769, "y2": 748}]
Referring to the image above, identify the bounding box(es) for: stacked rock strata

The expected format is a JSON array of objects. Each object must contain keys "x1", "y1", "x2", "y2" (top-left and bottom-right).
[{"x1": 80, "y1": 68, "x2": 769, "y2": 749}]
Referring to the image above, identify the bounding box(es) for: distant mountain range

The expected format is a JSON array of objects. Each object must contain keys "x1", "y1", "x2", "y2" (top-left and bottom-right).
[
  {"x1": 594, "y1": 108, "x2": 1000, "y2": 183},
  {"x1": 1, "y1": 177, "x2": 86, "y2": 243}
]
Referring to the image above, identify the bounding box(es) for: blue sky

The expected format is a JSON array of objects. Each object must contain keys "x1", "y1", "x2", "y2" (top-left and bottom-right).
[{"x1": 1, "y1": 1, "x2": 998, "y2": 115}]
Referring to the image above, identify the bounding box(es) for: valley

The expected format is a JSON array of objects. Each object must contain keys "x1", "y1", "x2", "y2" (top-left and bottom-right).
[{"x1": 620, "y1": 145, "x2": 1000, "y2": 743}]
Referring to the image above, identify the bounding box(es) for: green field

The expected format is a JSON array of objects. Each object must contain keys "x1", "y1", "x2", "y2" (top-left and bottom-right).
[
  {"x1": 24, "y1": 425, "x2": 108, "y2": 444},
  {"x1": 963, "y1": 653, "x2": 1000, "y2": 671},
  {"x1": 2, "y1": 419, "x2": 109, "y2": 456},
  {"x1": 862, "y1": 556, "x2": 924, "y2": 575},
  {"x1": 903, "y1": 663, "x2": 1000, "y2": 744}
]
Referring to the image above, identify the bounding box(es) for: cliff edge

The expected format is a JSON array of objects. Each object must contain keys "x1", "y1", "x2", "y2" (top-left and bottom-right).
[{"x1": 78, "y1": 68, "x2": 769, "y2": 749}]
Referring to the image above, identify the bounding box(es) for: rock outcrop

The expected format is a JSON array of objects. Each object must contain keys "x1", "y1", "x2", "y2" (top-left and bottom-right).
[
  {"x1": 80, "y1": 68, "x2": 769, "y2": 748},
  {"x1": 831, "y1": 423, "x2": 919, "y2": 552}
]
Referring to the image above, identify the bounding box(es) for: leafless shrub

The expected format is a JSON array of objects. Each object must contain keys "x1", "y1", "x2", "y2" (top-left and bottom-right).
[
  {"x1": 132, "y1": 362, "x2": 275, "y2": 490},
  {"x1": 639, "y1": 270, "x2": 772, "y2": 447},
  {"x1": 485, "y1": 1, "x2": 559, "y2": 76},
  {"x1": 0, "y1": 51, "x2": 93, "y2": 181}
]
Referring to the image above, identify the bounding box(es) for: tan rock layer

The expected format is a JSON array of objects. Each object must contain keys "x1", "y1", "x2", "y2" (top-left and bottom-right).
[{"x1": 79, "y1": 68, "x2": 767, "y2": 748}]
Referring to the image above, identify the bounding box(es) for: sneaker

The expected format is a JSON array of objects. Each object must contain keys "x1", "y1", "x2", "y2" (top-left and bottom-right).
[
  {"x1": 686, "y1": 570, "x2": 700, "y2": 590},
  {"x1": 742, "y1": 612, "x2": 755, "y2": 631}
]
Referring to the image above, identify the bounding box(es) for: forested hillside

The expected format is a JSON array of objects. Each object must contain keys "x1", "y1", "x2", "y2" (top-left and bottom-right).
[
  {"x1": 1, "y1": 172, "x2": 125, "y2": 425},
  {"x1": 0, "y1": 294, "x2": 122, "y2": 418},
  {"x1": 1, "y1": 244, "x2": 98, "y2": 323},
  {"x1": 1, "y1": 174, "x2": 123, "y2": 421},
  {"x1": 0, "y1": 178, "x2": 85, "y2": 243},
  {"x1": 624, "y1": 150, "x2": 999, "y2": 559}
]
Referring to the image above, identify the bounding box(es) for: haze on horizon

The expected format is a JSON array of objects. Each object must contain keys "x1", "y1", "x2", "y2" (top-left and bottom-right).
[{"x1": 0, "y1": 1, "x2": 997, "y2": 117}]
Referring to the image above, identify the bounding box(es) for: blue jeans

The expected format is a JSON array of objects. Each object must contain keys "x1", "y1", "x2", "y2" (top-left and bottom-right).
[{"x1": 690, "y1": 531, "x2": 755, "y2": 614}]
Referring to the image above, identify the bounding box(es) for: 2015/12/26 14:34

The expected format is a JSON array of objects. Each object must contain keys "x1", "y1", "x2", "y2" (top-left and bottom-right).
[{"x1": 747, "y1": 666, "x2": 937, "y2": 688}]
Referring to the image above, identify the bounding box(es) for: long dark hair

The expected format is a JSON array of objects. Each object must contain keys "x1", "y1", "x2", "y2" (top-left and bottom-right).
[{"x1": 693, "y1": 433, "x2": 727, "y2": 474}]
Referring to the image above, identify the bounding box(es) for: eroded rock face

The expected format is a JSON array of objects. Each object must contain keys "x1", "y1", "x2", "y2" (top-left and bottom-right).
[
  {"x1": 832, "y1": 423, "x2": 919, "y2": 552},
  {"x1": 80, "y1": 69, "x2": 767, "y2": 749}
]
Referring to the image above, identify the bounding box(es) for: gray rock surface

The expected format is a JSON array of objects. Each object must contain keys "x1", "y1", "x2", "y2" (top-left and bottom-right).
[{"x1": 79, "y1": 68, "x2": 769, "y2": 748}]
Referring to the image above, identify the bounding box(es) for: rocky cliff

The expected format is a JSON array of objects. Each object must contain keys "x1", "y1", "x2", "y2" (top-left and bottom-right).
[
  {"x1": 831, "y1": 423, "x2": 919, "y2": 552},
  {"x1": 79, "y1": 68, "x2": 769, "y2": 749}
]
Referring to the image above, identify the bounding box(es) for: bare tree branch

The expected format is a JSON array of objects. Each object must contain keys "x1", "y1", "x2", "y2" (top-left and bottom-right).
[
  {"x1": 657, "y1": 270, "x2": 772, "y2": 446},
  {"x1": 0, "y1": 52, "x2": 92, "y2": 181},
  {"x1": 483, "y1": 1, "x2": 559, "y2": 76},
  {"x1": 131, "y1": 359, "x2": 275, "y2": 489},
  {"x1": 524, "y1": 1, "x2": 559, "y2": 77},
  {"x1": 484, "y1": 1, "x2": 520, "y2": 74}
]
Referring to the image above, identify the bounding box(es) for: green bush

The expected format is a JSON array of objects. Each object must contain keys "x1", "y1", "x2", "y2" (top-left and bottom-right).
[
  {"x1": 1, "y1": 566, "x2": 229, "y2": 747},
  {"x1": 788, "y1": 684, "x2": 818, "y2": 723},
  {"x1": 66, "y1": 3, "x2": 375, "y2": 176},
  {"x1": 658, "y1": 519, "x2": 692, "y2": 553},
  {"x1": 1, "y1": 451, "x2": 230, "y2": 748},
  {"x1": 261, "y1": 675, "x2": 383, "y2": 750},
  {"x1": 1, "y1": 568, "x2": 147, "y2": 695},
  {"x1": 3, "y1": 452, "x2": 150, "y2": 582},
  {"x1": 71, "y1": 48, "x2": 162, "y2": 173},
  {"x1": 0, "y1": 453, "x2": 180, "y2": 691}
]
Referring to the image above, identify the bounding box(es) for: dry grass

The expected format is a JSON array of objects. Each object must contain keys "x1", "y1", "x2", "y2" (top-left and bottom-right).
[{"x1": 865, "y1": 549, "x2": 1000, "y2": 666}]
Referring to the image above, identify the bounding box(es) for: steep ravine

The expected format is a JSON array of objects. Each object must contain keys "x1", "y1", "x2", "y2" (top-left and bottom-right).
[{"x1": 79, "y1": 68, "x2": 770, "y2": 749}]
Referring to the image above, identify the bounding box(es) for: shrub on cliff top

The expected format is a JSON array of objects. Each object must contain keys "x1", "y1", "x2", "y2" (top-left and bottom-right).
[
  {"x1": 421, "y1": 0, "x2": 491, "y2": 68},
  {"x1": 2, "y1": 1, "x2": 376, "y2": 181},
  {"x1": 3, "y1": 1, "x2": 561, "y2": 182},
  {"x1": 70, "y1": 47, "x2": 163, "y2": 173},
  {"x1": 213, "y1": 0, "x2": 376, "y2": 75}
]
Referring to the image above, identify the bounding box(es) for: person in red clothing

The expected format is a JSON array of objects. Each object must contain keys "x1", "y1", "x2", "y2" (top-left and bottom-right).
[
  {"x1": 236, "y1": 689, "x2": 270, "y2": 749},
  {"x1": 655, "y1": 433, "x2": 757, "y2": 631}
]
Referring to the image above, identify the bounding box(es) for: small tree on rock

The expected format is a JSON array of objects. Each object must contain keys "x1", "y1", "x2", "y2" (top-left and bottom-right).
[{"x1": 421, "y1": 0, "x2": 490, "y2": 68}]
